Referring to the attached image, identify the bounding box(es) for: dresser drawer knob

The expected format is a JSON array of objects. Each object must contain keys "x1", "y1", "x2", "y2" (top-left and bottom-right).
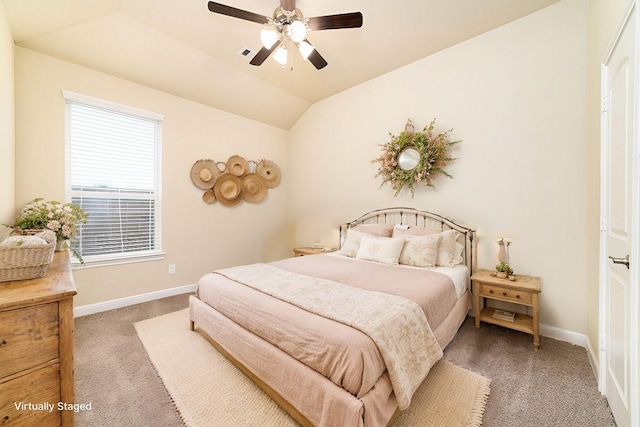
[
  {"x1": 489, "y1": 290, "x2": 494, "y2": 294},
  {"x1": 2, "y1": 415, "x2": 9, "y2": 424},
  {"x1": 0, "y1": 339, "x2": 6, "y2": 347},
  {"x1": 502, "y1": 292, "x2": 507, "y2": 296},
  {"x1": 516, "y1": 294, "x2": 521, "y2": 299}
]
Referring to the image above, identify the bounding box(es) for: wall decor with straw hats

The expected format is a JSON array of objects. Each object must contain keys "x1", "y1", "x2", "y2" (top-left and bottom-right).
[{"x1": 190, "y1": 155, "x2": 281, "y2": 206}]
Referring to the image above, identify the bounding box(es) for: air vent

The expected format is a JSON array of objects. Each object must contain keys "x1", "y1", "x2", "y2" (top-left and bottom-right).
[{"x1": 237, "y1": 47, "x2": 257, "y2": 61}]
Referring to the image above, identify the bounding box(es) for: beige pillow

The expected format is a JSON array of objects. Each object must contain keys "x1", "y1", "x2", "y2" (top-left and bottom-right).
[
  {"x1": 356, "y1": 236, "x2": 405, "y2": 265},
  {"x1": 436, "y1": 229, "x2": 461, "y2": 266},
  {"x1": 399, "y1": 234, "x2": 443, "y2": 267},
  {"x1": 338, "y1": 229, "x2": 368, "y2": 257},
  {"x1": 353, "y1": 223, "x2": 394, "y2": 237},
  {"x1": 393, "y1": 225, "x2": 442, "y2": 237}
]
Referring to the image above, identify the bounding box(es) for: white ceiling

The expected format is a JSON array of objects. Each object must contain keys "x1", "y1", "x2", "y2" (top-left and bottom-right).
[{"x1": 2, "y1": 0, "x2": 559, "y2": 129}]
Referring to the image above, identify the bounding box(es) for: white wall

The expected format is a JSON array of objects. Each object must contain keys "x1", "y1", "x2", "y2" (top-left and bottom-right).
[
  {"x1": 14, "y1": 48, "x2": 290, "y2": 307},
  {"x1": 0, "y1": 3, "x2": 15, "y2": 237},
  {"x1": 289, "y1": 0, "x2": 589, "y2": 334}
]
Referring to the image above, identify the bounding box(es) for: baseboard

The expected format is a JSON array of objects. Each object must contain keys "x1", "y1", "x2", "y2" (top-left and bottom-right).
[
  {"x1": 539, "y1": 322, "x2": 588, "y2": 347},
  {"x1": 73, "y1": 284, "x2": 197, "y2": 317},
  {"x1": 585, "y1": 336, "x2": 601, "y2": 390}
]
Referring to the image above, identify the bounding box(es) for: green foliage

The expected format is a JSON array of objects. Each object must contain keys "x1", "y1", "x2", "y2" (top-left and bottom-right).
[{"x1": 495, "y1": 262, "x2": 513, "y2": 275}]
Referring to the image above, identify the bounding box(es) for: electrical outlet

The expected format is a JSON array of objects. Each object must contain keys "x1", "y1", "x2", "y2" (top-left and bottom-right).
[{"x1": 168, "y1": 264, "x2": 176, "y2": 275}]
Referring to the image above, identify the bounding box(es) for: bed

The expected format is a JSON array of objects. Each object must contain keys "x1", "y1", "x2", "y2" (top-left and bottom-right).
[{"x1": 189, "y1": 207, "x2": 476, "y2": 427}]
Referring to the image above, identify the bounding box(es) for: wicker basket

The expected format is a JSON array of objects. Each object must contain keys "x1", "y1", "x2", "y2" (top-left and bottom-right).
[{"x1": 0, "y1": 229, "x2": 56, "y2": 282}]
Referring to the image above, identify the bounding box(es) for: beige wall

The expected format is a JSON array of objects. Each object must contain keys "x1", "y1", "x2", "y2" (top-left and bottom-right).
[
  {"x1": 289, "y1": 0, "x2": 589, "y2": 334},
  {"x1": 0, "y1": 3, "x2": 15, "y2": 238},
  {"x1": 586, "y1": 0, "x2": 633, "y2": 368},
  {"x1": 14, "y1": 48, "x2": 290, "y2": 307}
]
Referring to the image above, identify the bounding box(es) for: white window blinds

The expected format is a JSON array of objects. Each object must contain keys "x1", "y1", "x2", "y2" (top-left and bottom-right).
[{"x1": 64, "y1": 91, "x2": 163, "y2": 264}]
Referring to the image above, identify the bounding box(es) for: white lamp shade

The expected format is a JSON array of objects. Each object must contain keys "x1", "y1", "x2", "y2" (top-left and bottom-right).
[
  {"x1": 289, "y1": 20, "x2": 307, "y2": 43},
  {"x1": 298, "y1": 40, "x2": 314, "y2": 59},
  {"x1": 273, "y1": 45, "x2": 288, "y2": 64},
  {"x1": 260, "y1": 29, "x2": 278, "y2": 49}
]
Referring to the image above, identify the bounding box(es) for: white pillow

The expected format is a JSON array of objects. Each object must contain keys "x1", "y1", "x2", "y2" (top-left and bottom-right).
[
  {"x1": 0, "y1": 235, "x2": 48, "y2": 247},
  {"x1": 356, "y1": 236, "x2": 405, "y2": 265},
  {"x1": 436, "y1": 230, "x2": 461, "y2": 267},
  {"x1": 399, "y1": 234, "x2": 443, "y2": 267},
  {"x1": 451, "y1": 242, "x2": 465, "y2": 265},
  {"x1": 338, "y1": 229, "x2": 368, "y2": 257}
]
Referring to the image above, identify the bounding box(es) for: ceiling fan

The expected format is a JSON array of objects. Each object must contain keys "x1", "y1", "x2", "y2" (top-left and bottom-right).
[{"x1": 207, "y1": 0, "x2": 363, "y2": 70}]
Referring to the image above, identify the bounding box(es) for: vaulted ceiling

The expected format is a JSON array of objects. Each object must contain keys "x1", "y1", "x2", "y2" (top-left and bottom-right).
[{"x1": 2, "y1": 0, "x2": 559, "y2": 129}]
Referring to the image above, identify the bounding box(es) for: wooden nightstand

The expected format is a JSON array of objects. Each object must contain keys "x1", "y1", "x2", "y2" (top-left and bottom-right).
[
  {"x1": 471, "y1": 269, "x2": 542, "y2": 349},
  {"x1": 293, "y1": 247, "x2": 337, "y2": 257}
]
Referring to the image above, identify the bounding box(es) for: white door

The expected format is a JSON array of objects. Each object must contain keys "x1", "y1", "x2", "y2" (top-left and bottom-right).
[{"x1": 601, "y1": 4, "x2": 637, "y2": 427}]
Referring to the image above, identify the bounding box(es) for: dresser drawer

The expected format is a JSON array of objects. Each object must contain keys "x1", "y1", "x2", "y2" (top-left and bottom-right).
[
  {"x1": 480, "y1": 284, "x2": 532, "y2": 304},
  {"x1": 0, "y1": 362, "x2": 61, "y2": 426},
  {"x1": 0, "y1": 303, "x2": 59, "y2": 379}
]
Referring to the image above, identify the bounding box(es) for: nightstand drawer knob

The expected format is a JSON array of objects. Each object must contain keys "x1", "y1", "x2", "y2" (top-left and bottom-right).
[
  {"x1": 0, "y1": 339, "x2": 6, "y2": 347},
  {"x1": 489, "y1": 290, "x2": 494, "y2": 294},
  {"x1": 502, "y1": 292, "x2": 507, "y2": 296},
  {"x1": 516, "y1": 294, "x2": 521, "y2": 299}
]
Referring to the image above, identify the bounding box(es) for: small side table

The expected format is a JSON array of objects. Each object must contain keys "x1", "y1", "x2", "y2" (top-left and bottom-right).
[
  {"x1": 293, "y1": 247, "x2": 337, "y2": 257},
  {"x1": 471, "y1": 269, "x2": 542, "y2": 349}
]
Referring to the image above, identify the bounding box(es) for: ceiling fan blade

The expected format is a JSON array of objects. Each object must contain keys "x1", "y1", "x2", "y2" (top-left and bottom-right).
[
  {"x1": 249, "y1": 40, "x2": 282, "y2": 66},
  {"x1": 306, "y1": 45, "x2": 328, "y2": 70},
  {"x1": 280, "y1": 0, "x2": 296, "y2": 12},
  {"x1": 307, "y1": 12, "x2": 363, "y2": 31},
  {"x1": 207, "y1": 2, "x2": 269, "y2": 25}
]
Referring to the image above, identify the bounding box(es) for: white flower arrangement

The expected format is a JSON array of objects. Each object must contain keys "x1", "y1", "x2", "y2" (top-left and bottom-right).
[{"x1": 12, "y1": 198, "x2": 87, "y2": 242}]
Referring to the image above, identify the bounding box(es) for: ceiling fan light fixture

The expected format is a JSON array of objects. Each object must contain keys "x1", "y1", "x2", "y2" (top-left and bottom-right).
[
  {"x1": 288, "y1": 20, "x2": 307, "y2": 43},
  {"x1": 298, "y1": 40, "x2": 314, "y2": 60},
  {"x1": 273, "y1": 45, "x2": 288, "y2": 64},
  {"x1": 260, "y1": 28, "x2": 279, "y2": 49}
]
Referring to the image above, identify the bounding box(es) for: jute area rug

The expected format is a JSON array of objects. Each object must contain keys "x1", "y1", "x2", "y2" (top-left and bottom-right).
[{"x1": 135, "y1": 309, "x2": 490, "y2": 427}]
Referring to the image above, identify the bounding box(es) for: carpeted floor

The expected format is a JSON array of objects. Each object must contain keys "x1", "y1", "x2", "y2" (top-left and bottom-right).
[{"x1": 74, "y1": 293, "x2": 616, "y2": 426}]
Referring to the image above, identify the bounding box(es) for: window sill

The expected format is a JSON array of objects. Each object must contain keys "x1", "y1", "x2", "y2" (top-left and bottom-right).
[{"x1": 71, "y1": 251, "x2": 166, "y2": 269}]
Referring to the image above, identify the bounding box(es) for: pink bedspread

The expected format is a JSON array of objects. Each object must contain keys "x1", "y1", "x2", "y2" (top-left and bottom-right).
[{"x1": 195, "y1": 254, "x2": 458, "y2": 399}]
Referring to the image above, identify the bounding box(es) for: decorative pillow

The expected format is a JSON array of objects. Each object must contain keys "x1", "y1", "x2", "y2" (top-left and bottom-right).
[
  {"x1": 0, "y1": 235, "x2": 48, "y2": 247},
  {"x1": 451, "y1": 242, "x2": 465, "y2": 265},
  {"x1": 393, "y1": 225, "x2": 442, "y2": 237},
  {"x1": 436, "y1": 229, "x2": 461, "y2": 267},
  {"x1": 399, "y1": 234, "x2": 443, "y2": 267},
  {"x1": 352, "y1": 223, "x2": 394, "y2": 237},
  {"x1": 356, "y1": 236, "x2": 405, "y2": 265},
  {"x1": 338, "y1": 229, "x2": 368, "y2": 257}
]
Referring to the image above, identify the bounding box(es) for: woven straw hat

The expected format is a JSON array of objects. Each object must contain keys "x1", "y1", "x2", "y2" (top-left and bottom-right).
[
  {"x1": 241, "y1": 173, "x2": 267, "y2": 203},
  {"x1": 226, "y1": 155, "x2": 249, "y2": 177},
  {"x1": 190, "y1": 160, "x2": 220, "y2": 190},
  {"x1": 256, "y1": 160, "x2": 281, "y2": 188},
  {"x1": 202, "y1": 189, "x2": 216, "y2": 204},
  {"x1": 214, "y1": 173, "x2": 242, "y2": 206}
]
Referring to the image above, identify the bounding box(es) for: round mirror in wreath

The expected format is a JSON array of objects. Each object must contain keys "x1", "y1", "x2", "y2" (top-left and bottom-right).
[{"x1": 398, "y1": 147, "x2": 420, "y2": 171}]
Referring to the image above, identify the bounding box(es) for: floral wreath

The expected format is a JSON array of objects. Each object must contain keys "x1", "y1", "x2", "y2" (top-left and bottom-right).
[{"x1": 372, "y1": 118, "x2": 460, "y2": 197}]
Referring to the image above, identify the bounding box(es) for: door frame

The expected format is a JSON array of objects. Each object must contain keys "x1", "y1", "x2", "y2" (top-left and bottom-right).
[{"x1": 599, "y1": 1, "x2": 639, "y2": 426}]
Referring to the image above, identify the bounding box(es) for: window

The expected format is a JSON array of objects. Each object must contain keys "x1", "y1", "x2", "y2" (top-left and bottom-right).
[{"x1": 64, "y1": 90, "x2": 163, "y2": 265}]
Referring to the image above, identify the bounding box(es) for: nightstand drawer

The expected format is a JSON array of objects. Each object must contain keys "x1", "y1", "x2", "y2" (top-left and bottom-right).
[{"x1": 479, "y1": 284, "x2": 532, "y2": 304}]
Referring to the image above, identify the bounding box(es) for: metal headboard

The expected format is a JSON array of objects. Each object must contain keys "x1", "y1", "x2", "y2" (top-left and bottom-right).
[{"x1": 339, "y1": 207, "x2": 477, "y2": 275}]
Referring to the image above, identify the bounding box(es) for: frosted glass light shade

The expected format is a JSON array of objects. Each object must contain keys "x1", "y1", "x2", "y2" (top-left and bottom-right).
[
  {"x1": 289, "y1": 20, "x2": 307, "y2": 43},
  {"x1": 260, "y1": 29, "x2": 278, "y2": 49},
  {"x1": 273, "y1": 45, "x2": 288, "y2": 64},
  {"x1": 298, "y1": 41, "x2": 314, "y2": 59}
]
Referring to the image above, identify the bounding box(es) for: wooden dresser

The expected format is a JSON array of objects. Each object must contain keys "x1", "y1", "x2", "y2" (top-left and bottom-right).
[{"x1": 0, "y1": 251, "x2": 77, "y2": 426}]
